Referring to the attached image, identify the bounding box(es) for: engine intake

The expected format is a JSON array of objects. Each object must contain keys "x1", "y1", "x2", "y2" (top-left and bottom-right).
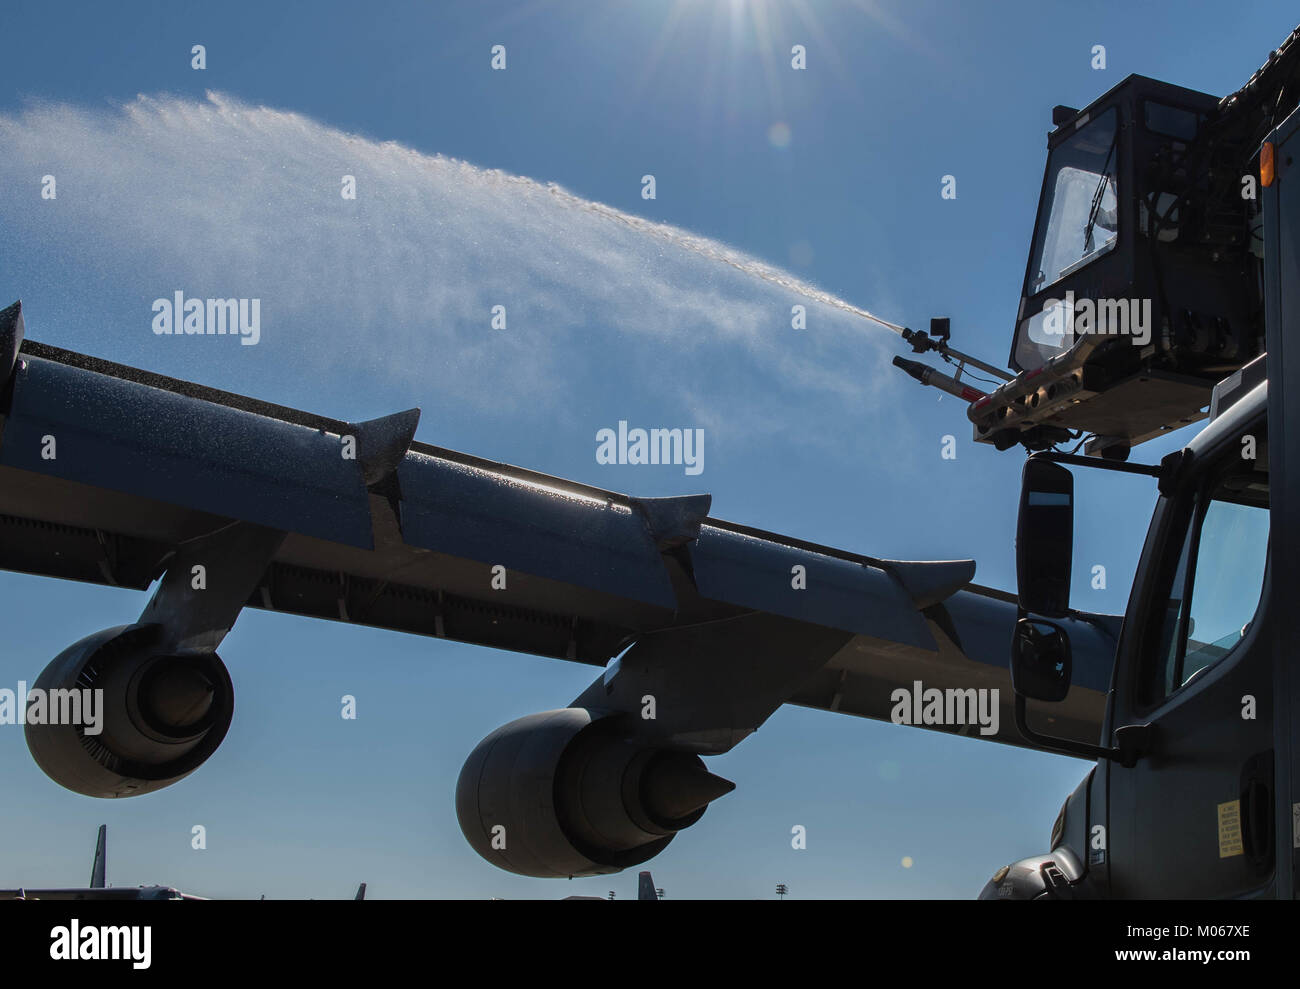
[
  {"x1": 456, "y1": 708, "x2": 734, "y2": 878},
  {"x1": 25, "y1": 623, "x2": 234, "y2": 797}
]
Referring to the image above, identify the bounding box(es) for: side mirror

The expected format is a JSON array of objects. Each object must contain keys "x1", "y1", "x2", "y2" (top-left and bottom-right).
[
  {"x1": 1016, "y1": 458, "x2": 1073, "y2": 617},
  {"x1": 1011, "y1": 618, "x2": 1072, "y2": 702},
  {"x1": 1010, "y1": 616, "x2": 1154, "y2": 765}
]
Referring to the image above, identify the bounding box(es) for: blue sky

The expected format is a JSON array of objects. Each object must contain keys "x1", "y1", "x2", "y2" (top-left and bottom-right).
[{"x1": 0, "y1": 0, "x2": 1294, "y2": 898}]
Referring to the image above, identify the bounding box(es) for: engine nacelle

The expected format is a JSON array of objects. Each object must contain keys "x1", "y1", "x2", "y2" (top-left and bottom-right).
[
  {"x1": 456, "y1": 708, "x2": 735, "y2": 878},
  {"x1": 25, "y1": 624, "x2": 234, "y2": 798}
]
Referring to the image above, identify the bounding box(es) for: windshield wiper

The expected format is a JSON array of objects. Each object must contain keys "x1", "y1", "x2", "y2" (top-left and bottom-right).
[{"x1": 1083, "y1": 137, "x2": 1118, "y2": 254}]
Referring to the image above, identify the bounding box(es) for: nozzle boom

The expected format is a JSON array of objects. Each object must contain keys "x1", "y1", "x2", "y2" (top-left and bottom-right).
[{"x1": 892, "y1": 356, "x2": 989, "y2": 403}]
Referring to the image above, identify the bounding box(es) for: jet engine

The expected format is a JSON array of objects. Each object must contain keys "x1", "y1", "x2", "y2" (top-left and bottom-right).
[
  {"x1": 25, "y1": 623, "x2": 234, "y2": 798},
  {"x1": 456, "y1": 708, "x2": 735, "y2": 878}
]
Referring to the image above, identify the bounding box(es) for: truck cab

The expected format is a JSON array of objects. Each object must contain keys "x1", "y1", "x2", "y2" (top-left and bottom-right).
[{"x1": 982, "y1": 101, "x2": 1299, "y2": 900}]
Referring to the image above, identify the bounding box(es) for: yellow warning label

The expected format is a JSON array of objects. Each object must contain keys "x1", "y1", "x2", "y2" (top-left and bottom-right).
[{"x1": 1218, "y1": 799, "x2": 1244, "y2": 858}]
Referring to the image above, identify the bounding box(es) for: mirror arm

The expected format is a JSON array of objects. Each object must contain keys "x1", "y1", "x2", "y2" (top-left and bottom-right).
[
  {"x1": 1014, "y1": 695, "x2": 1154, "y2": 767},
  {"x1": 1029, "y1": 450, "x2": 1164, "y2": 479}
]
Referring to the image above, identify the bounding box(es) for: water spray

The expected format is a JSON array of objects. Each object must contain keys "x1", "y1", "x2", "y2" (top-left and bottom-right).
[
  {"x1": 541, "y1": 182, "x2": 918, "y2": 341},
  {"x1": 550, "y1": 183, "x2": 1014, "y2": 403}
]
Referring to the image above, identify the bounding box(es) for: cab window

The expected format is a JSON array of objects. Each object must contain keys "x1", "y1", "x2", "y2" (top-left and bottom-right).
[
  {"x1": 1026, "y1": 108, "x2": 1119, "y2": 296},
  {"x1": 1142, "y1": 430, "x2": 1269, "y2": 704}
]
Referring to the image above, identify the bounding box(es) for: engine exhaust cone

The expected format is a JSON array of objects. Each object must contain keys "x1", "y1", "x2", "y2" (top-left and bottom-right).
[{"x1": 642, "y1": 752, "x2": 736, "y2": 822}]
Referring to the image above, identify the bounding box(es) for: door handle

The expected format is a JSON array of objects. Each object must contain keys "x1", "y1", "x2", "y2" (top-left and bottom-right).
[{"x1": 1240, "y1": 750, "x2": 1274, "y2": 876}]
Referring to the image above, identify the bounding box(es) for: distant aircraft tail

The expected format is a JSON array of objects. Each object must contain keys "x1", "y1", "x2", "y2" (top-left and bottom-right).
[
  {"x1": 355, "y1": 882, "x2": 367, "y2": 901},
  {"x1": 638, "y1": 871, "x2": 656, "y2": 901},
  {"x1": 89, "y1": 825, "x2": 107, "y2": 889}
]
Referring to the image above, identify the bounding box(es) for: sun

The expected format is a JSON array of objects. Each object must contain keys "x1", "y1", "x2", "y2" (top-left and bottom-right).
[{"x1": 628, "y1": 0, "x2": 927, "y2": 132}]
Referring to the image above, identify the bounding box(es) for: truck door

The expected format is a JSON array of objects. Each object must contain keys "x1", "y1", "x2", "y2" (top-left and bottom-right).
[{"x1": 1106, "y1": 417, "x2": 1273, "y2": 897}]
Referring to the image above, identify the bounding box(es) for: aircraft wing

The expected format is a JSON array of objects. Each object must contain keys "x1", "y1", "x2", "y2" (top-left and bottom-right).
[
  {"x1": 1, "y1": 887, "x2": 187, "y2": 900},
  {"x1": 0, "y1": 300, "x2": 1112, "y2": 756}
]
